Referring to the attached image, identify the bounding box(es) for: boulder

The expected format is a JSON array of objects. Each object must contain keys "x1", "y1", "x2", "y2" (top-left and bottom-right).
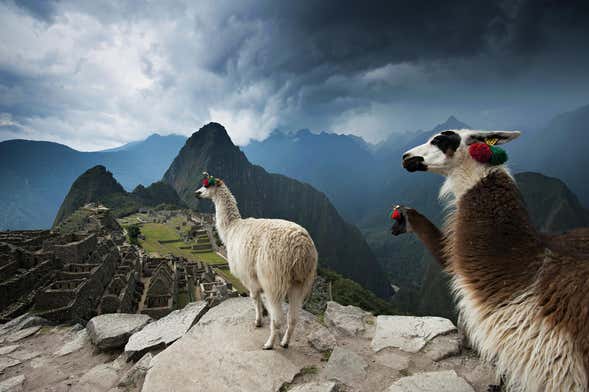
[
  {"x1": 323, "y1": 347, "x2": 367, "y2": 386},
  {"x1": 324, "y1": 301, "x2": 371, "y2": 337},
  {"x1": 371, "y1": 316, "x2": 457, "y2": 353},
  {"x1": 142, "y1": 298, "x2": 303, "y2": 392},
  {"x1": 307, "y1": 327, "x2": 336, "y2": 352},
  {"x1": 125, "y1": 301, "x2": 208, "y2": 357},
  {"x1": 290, "y1": 381, "x2": 339, "y2": 392},
  {"x1": 0, "y1": 375, "x2": 25, "y2": 392},
  {"x1": 386, "y1": 370, "x2": 475, "y2": 392},
  {"x1": 86, "y1": 314, "x2": 152, "y2": 350}
]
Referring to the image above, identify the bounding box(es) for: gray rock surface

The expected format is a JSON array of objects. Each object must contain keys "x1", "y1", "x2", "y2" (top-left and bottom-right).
[
  {"x1": 77, "y1": 362, "x2": 121, "y2": 392},
  {"x1": 422, "y1": 334, "x2": 462, "y2": 361},
  {"x1": 324, "y1": 301, "x2": 371, "y2": 337},
  {"x1": 117, "y1": 352, "x2": 153, "y2": 388},
  {"x1": 0, "y1": 357, "x2": 21, "y2": 373},
  {"x1": 0, "y1": 345, "x2": 19, "y2": 356},
  {"x1": 54, "y1": 329, "x2": 90, "y2": 357},
  {"x1": 290, "y1": 381, "x2": 339, "y2": 392},
  {"x1": 371, "y1": 316, "x2": 457, "y2": 353},
  {"x1": 323, "y1": 347, "x2": 368, "y2": 386},
  {"x1": 307, "y1": 327, "x2": 336, "y2": 352},
  {"x1": 0, "y1": 314, "x2": 48, "y2": 337},
  {"x1": 86, "y1": 313, "x2": 152, "y2": 349},
  {"x1": 374, "y1": 350, "x2": 411, "y2": 371},
  {"x1": 143, "y1": 298, "x2": 307, "y2": 392},
  {"x1": 386, "y1": 370, "x2": 475, "y2": 392},
  {"x1": 0, "y1": 374, "x2": 25, "y2": 392},
  {"x1": 125, "y1": 301, "x2": 207, "y2": 356},
  {"x1": 8, "y1": 350, "x2": 40, "y2": 361},
  {"x1": 5, "y1": 326, "x2": 42, "y2": 343}
]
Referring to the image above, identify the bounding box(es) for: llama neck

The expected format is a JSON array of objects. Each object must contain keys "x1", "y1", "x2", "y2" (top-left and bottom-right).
[
  {"x1": 211, "y1": 185, "x2": 241, "y2": 242},
  {"x1": 447, "y1": 169, "x2": 542, "y2": 289}
]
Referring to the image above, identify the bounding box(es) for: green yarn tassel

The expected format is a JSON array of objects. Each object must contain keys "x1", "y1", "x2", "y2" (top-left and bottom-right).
[{"x1": 489, "y1": 146, "x2": 508, "y2": 165}]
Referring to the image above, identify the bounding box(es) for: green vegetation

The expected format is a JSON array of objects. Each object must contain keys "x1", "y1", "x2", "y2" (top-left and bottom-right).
[
  {"x1": 318, "y1": 267, "x2": 398, "y2": 316},
  {"x1": 120, "y1": 212, "x2": 247, "y2": 295},
  {"x1": 127, "y1": 225, "x2": 141, "y2": 245}
]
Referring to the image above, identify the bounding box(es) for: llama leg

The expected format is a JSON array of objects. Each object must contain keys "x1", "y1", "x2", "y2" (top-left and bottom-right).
[
  {"x1": 262, "y1": 298, "x2": 283, "y2": 350},
  {"x1": 250, "y1": 289, "x2": 263, "y2": 327},
  {"x1": 280, "y1": 286, "x2": 304, "y2": 348}
]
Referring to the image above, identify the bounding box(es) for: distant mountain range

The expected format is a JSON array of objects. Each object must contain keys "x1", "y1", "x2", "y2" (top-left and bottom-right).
[{"x1": 0, "y1": 133, "x2": 186, "y2": 229}]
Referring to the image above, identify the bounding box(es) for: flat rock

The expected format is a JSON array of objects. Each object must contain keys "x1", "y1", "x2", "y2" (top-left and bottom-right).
[
  {"x1": 324, "y1": 301, "x2": 370, "y2": 337},
  {"x1": 0, "y1": 314, "x2": 49, "y2": 337},
  {"x1": 77, "y1": 362, "x2": 122, "y2": 392},
  {"x1": 290, "y1": 381, "x2": 339, "y2": 392},
  {"x1": 54, "y1": 329, "x2": 90, "y2": 357},
  {"x1": 5, "y1": 326, "x2": 42, "y2": 343},
  {"x1": 125, "y1": 301, "x2": 207, "y2": 356},
  {"x1": 8, "y1": 350, "x2": 40, "y2": 361},
  {"x1": 0, "y1": 345, "x2": 19, "y2": 355},
  {"x1": 117, "y1": 352, "x2": 153, "y2": 388},
  {"x1": 374, "y1": 350, "x2": 411, "y2": 371},
  {"x1": 0, "y1": 374, "x2": 25, "y2": 392},
  {"x1": 0, "y1": 357, "x2": 21, "y2": 373},
  {"x1": 371, "y1": 316, "x2": 457, "y2": 353},
  {"x1": 422, "y1": 334, "x2": 462, "y2": 361},
  {"x1": 307, "y1": 327, "x2": 336, "y2": 352},
  {"x1": 386, "y1": 370, "x2": 475, "y2": 392},
  {"x1": 87, "y1": 313, "x2": 152, "y2": 350},
  {"x1": 143, "y1": 298, "x2": 302, "y2": 392},
  {"x1": 323, "y1": 347, "x2": 367, "y2": 386}
]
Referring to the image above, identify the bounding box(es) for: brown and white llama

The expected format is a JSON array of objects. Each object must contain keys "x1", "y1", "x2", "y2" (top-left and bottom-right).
[{"x1": 392, "y1": 129, "x2": 589, "y2": 392}]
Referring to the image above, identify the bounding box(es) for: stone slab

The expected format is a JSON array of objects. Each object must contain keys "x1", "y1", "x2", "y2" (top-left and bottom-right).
[
  {"x1": 142, "y1": 298, "x2": 302, "y2": 392},
  {"x1": 87, "y1": 314, "x2": 152, "y2": 349},
  {"x1": 386, "y1": 370, "x2": 475, "y2": 392},
  {"x1": 323, "y1": 347, "x2": 367, "y2": 386},
  {"x1": 125, "y1": 301, "x2": 207, "y2": 356},
  {"x1": 371, "y1": 316, "x2": 457, "y2": 353}
]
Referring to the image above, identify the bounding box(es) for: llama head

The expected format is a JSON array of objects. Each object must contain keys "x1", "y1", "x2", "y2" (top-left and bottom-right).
[
  {"x1": 402, "y1": 129, "x2": 520, "y2": 176},
  {"x1": 194, "y1": 172, "x2": 224, "y2": 199}
]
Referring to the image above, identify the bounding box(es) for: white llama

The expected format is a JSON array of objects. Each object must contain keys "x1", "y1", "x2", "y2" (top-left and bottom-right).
[{"x1": 194, "y1": 173, "x2": 318, "y2": 349}]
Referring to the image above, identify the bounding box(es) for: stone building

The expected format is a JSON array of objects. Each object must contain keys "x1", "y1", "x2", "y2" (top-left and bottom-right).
[{"x1": 0, "y1": 204, "x2": 142, "y2": 323}]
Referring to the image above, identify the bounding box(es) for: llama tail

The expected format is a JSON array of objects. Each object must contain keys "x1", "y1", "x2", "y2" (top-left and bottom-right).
[{"x1": 289, "y1": 234, "x2": 318, "y2": 300}]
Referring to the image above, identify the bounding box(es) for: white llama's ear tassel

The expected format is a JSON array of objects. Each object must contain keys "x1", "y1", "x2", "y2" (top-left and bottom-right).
[{"x1": 202, "y1": 171, "x2": 210, "y2": 178}]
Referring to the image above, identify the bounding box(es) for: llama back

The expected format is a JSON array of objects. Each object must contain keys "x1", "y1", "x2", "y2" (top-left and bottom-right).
[{"x1": 236, "y1": 218, "x2": 317, "y2": 301}]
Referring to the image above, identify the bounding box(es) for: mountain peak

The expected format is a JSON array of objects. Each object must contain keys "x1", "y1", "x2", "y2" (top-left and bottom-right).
[
  {"x1": 432, "y1": 116, "x2": 471, "y2": 132},
  {"x1": 186, "y1": 122, "x2": 234, "y2": 148}
]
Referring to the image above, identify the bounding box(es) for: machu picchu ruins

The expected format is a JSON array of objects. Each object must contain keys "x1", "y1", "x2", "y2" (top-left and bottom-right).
[{"x1": 0, "y1": 203, "x2": 238, "y2": 325}]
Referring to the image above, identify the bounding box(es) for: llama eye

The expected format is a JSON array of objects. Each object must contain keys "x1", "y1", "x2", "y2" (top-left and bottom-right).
[{"x1": 431, "y1": 138, "x2": 440, "y2": 146}]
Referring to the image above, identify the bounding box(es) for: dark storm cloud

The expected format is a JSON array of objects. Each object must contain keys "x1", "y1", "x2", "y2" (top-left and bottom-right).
[{"x1": 1, "y1": 0, "x2": 589, "y2": 149}]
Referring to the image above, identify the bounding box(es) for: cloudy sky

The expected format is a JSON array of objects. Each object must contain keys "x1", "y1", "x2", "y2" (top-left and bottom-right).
[{"x1": 1, "y1": 0, "x2": 588, "y2": 150}]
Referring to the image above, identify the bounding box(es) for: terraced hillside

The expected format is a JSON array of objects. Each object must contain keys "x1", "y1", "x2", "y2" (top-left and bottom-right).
[{"x1": 117, "y1": 211, "x2": 246, "y2": 294}]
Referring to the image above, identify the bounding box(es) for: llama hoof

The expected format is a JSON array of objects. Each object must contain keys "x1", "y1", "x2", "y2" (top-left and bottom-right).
[
  {"x1": 254, "y1": 320, "x2": 262, "y2": 328},
  {"x1": 262, "y1": 344, "x2": 274, "y2": 350},
  {"x1": 487, "y1": 385, "x2": 502, "y2": 392},
  {"x1": 279, "y1": 342, "x2": 289, "y2": 349}
]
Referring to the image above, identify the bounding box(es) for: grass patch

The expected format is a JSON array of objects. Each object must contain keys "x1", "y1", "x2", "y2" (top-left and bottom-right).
[{"x1": 214, "y1": 267, "x2": 247, "y2": 294}]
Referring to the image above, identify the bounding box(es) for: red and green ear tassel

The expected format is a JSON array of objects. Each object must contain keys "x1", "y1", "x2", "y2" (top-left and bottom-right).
[
  {"x1": 468, "y1": 142, "x2": 508, "y2": 165},
  {"x1": 389, "y1": 206, "x2": 402, "y2": 221}
]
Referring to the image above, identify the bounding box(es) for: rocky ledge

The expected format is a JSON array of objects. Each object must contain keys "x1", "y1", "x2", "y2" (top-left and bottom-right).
[{"x1": 0, "y1": 300, "x2": 495, "y2": 391}]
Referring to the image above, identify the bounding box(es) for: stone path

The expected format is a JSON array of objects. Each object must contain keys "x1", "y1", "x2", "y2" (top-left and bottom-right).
[{"x1": 0, "y1": 300, "x2": 496, "y2": 392}]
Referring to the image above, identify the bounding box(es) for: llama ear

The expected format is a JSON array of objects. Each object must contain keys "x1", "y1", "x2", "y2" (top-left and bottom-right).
[
  {"x1": 465, "y1": 130, "x2": 521, "y2": 145},
  {"x1": 216, "y1": 179, "x2": 223, "y2": 186}
]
